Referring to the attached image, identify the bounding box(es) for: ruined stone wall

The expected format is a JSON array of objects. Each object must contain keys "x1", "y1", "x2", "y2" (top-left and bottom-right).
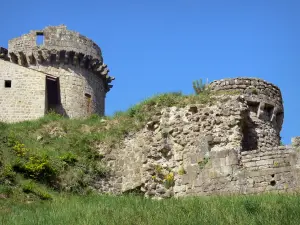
[
  {"x1": 174, "y1": 145, "x2": 300, "y2": 196},
  {"x1": 209, "y1": 78, "x2": 282, "y2": 105},
  {"x1": 0, "y1": 60, "x2": 45, "y2": 122},
  {"x1": 95, "y1": 95, "x2": 252, "y2": 197},
  {"x1": 94, "y1": 92, "x2": 300, "y2": 198},
  {"x1": 210, "y1": 78, "x2": 283, "y2": 149}
]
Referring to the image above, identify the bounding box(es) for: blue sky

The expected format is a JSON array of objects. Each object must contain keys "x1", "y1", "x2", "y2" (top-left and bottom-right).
[{"x1": 0, "y1": 0, "x2": 299, "y2": 144}]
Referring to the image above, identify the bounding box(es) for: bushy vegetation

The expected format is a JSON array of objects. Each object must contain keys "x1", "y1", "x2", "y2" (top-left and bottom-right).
[
  {"x1": 1, "y1": 193, "x2": 300, "y2": 225},
  {"x1": 0, "y1": 113, "x2": 110, "y2": 200}
]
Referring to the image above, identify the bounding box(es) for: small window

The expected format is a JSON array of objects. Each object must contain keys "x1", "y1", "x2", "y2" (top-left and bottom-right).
[
  {"x1": 36, "y1": 32, "x2": 44, "y2": 46},
  {"x1": 4, "y1": 80, "x2": 11, "y2": 88},
  {"x1": 85, "y1": 93, "x2": 92, "y2": 98},
  {"x1": 85, "y1": 93, "x2": 92, "y2": 114},
  {"x1": 265, "y1": 104, "x2": 274, "y2": 120},
  {"x1": 248, "y1": 101, "x2": 259, "y2": 114}
]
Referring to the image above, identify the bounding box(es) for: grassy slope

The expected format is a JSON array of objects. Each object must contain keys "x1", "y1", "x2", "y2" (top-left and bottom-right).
[
  {"x1": 1, "y1": 194, "x2": 300, "y2": 225},
  {"x1": 0, "y1": 91, "x2": 215, "y2": 200}
]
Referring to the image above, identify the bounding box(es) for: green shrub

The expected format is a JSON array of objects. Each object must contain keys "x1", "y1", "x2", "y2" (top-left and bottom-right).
[
  {"x1": 198, "y1": 157, "x2": 210, "y2": 169},
  {"x1": 0, "y1": 184, "x2": 14, "y2": 197},
  {"x1": 0, "y1": 164, "x2": 16, "y2": 183},
  {"x1": 193, "y1": 79, "x2": 207, "y2": 95},
  {"x1": 60, "y1": 152, "x2": 78, "y2": 165},
  {"x1": 12, "y1": 141, "x2": 29, "y2": 157},
  {"x1": 178, "y1": 167, "x2": 186, "y2": 175},
  {"x1": 13, "y1": 154, "x2": 57, "y2": 181},
  {"x1": 154, "y1": 165, "x2": 163, "y2": 174},
  {"x1": 22, "y1": 180, "x2": 52, "y2": 200},
  {"x1": 164, "y1": 172, "x2": 175, "y2": 189}
]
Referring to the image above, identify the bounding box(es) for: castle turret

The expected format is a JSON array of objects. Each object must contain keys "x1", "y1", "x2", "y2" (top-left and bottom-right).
[
  {"x1": 209, "y1": 78, "x2": 283, "y2": 150},
  {"x1": 0, "y1": 25, "x2": 114, "y2": 122}
]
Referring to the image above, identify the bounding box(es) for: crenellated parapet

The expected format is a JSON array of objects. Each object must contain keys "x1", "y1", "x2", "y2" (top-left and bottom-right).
[{"x1": 7, "y1": 25, "x2": 114, "y2": 92}]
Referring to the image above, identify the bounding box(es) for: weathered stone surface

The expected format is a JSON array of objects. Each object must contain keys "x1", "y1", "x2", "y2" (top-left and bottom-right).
[{"x1": 91, "y1": 82, "x2": 300, "y2": 198}]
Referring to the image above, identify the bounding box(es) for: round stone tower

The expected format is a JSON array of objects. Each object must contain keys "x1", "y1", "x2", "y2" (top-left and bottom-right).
[
  {"x1": 209, "y1": 78, "x2": 284, "y2": 150},
  {"x1": 5, "y1": 25, "x2": 114, "y2": 119}
]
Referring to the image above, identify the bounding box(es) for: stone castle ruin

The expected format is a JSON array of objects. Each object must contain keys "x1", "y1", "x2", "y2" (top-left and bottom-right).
[
  {"x1": 96, "y1": 78, "x2": 300, "y2": 198},
  {"x1": 1, "y1": 26, "x2": 300, "y2": 198},
  {"x1": 0, "y1": 25, "x2": 114, "y2": 122}
]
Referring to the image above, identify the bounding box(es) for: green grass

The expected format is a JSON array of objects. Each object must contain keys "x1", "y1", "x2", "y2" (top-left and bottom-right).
[{"x1": 1, "y1": 193, "x2": 300, "y2": 225}]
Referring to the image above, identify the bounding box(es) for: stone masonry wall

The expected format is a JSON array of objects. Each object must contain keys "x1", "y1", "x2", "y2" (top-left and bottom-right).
[
  {"x1": 210, "y1": 78, "x2": 283, "y2": 149},
  {"x1": 0, "y1": 60, "x2": 45, "y2": 122},
  {"x1": 0, "y1": 59, "x2": 105, "y2": 122},
  {"x1": 94, "y1": 92, "x2": 300, "y2": 198},
  {"x1": 209, "y1": 78, "x2": 282, "y2": 106},
  {"x1": 94, "y1": 95, "x2": 257, "y2": 197},
  {"x1": 29, "y1": 64, "x2": 105, "y2": 118},
  {"x1": 0, "y1": 25, "x2": 112, "y2": 122}
]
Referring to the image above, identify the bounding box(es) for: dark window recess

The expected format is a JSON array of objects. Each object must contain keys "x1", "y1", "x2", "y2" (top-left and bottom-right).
[
  {"x1": 4, "y1": 80, "x2": 11, "y2": 88},
  {"x1": 248, "y1": 101, "x2": 259, "y2": 114},
  {"x1": 241, "y1": 118, "x2": 258, "y2": 151},
  {"x1": 265, "y1": 104, "x2": 274, "y2": 120},
  {"x1": 85, "y1": 93, "x2": 92, "y2": 114},
  {"x1": 46, "y1": 76, "x2": 61, "y2": 113},
  {"x1": 36, "y1": 32, "x2": 44, "y2": 46}
]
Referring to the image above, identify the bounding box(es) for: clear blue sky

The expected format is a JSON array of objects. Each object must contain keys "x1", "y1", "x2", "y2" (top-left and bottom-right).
[{"x1": 0, "y1": 0, "x2": 299, "y2": 144}]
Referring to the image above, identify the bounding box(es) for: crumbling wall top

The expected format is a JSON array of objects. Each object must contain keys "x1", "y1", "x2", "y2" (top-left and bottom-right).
[
  {"x1": 8, "y1": 25, "x2": 102, "y2": 61},
  {"x1": 209, "y1": 77, "x2": 283, "y2": 108}
]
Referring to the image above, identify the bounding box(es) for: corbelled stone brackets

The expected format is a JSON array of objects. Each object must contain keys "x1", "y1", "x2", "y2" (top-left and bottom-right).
[
  {"x1": 0, "y1": 47, "x2": 8, "y2": 60},
  {"x1": 6, "y1": 49, "x2": 115, "y2": 93}
]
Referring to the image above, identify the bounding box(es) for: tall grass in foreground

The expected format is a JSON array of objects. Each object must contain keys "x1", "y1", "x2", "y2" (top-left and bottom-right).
[{"x1": 1, "y1": 193, "x2": 300, "y2": 225}]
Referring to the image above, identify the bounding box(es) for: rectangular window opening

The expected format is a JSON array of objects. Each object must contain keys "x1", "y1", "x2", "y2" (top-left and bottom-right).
[
  {"x1": 4, "y1": 80, "x2": 11, "y2": 88},
  {"x1": 265, "y1": 104, "x2": 274, "y2": 120},
  {"x1": 85, "y1": 93, "x2": 92, "y2": 114},
  {"x1": 248, "y1": 101, "x2": 259, "y2": 114},
  {"x1": 36, "y1": 32, "x2": 44, "y2": 46},
  {"x1": 46, "y1": 76, "x2": 61, "y2": 114}
]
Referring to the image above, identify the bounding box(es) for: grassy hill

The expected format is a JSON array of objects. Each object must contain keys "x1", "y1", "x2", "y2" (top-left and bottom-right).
[
  {"x1": 1, "y1": 90, "x2": 300, "y2": 225},
  {"x1": 0, "y1": 91, "x2": 215, "y2": 201}
]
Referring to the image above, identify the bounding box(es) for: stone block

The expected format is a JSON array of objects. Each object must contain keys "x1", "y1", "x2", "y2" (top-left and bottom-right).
[
  {"x1": 292, "y1": 137, "x2": 300, "y2": 147},
  {"x1": 174, "y1": 185, "x2": 187, "y2": 193},
  {"x1": 256, "y1": 159, "x2": 274, "y2": 166},
  {"x1": 243, "y1": 161, "x2": 256, "y2": 168}
]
